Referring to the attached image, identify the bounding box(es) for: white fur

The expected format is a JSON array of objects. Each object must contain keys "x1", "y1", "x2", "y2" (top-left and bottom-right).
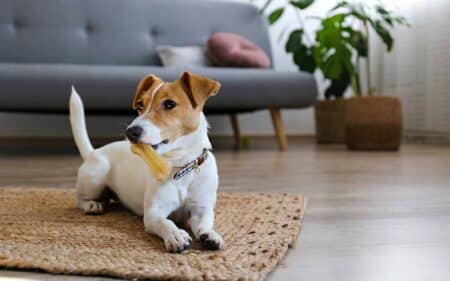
[
  {"x1": 70, "y1": 86, "x2": 94, "y2": 160},
  {"x1": 69, "y1": 87, "x2": 223, "y2": 252},
  {"x1": 129, "y1": 116, "x2": 163, "y2": 146}
]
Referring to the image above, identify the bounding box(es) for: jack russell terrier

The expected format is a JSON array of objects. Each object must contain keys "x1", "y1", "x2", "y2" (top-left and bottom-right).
[{"x1": 69, "y1": 71, "x2": 223, "y2": 253}]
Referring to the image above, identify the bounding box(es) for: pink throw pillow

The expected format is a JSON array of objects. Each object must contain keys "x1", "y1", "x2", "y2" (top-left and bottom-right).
[{"x1": 206, "y1": 32, "x2": 271, "y2": 68}]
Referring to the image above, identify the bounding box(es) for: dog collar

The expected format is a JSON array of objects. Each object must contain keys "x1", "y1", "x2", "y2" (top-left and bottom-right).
[{"x1": 173, "y1": 149, "x2": 209, "y2": 180}]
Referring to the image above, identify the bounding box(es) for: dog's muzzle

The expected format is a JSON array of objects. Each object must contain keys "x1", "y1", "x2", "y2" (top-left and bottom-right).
[
  {"x1": 126, "y1": 126, "x2": 143, "y2": 143},
  {"x1": 151, "y1": 139, "x2": 169, "y2": 150},
  {"x1": 126, "y1": 125, "x2": 169, "y2": 149}
]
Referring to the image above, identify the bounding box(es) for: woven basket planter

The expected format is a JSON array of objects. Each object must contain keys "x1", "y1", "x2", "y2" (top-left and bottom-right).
[
  {"x1": 314, "y1": 99, "x2": 346, "y2": 144},
  {"x1": 345, "y1": 96, "x2": 403, "y2": 151}
]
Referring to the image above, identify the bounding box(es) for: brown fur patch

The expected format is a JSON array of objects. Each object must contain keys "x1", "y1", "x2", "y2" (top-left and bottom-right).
[{"x1": 132, "y1": 72, "x2": 220, "y2": 142}]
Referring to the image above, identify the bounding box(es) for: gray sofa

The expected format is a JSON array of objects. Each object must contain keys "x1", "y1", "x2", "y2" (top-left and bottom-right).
[{"x1": 0, "y1": 0, "x2": 317, "y2": 150}]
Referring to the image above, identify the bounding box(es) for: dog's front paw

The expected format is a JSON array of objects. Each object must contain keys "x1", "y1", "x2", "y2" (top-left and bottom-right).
[
  {"x1": 199, "y1": 230, "x2": 224, "y2": 250},
  {"x1": 164, "y1": 229, "x2": 192, "y2": 253},
  {"x1": 79, "y1": 200, "x2": 104, "y2": 215}
]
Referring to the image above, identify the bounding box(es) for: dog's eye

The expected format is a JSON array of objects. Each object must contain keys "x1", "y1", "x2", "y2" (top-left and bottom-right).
[
  {"x1": 136, "y1": 101, "x2": 144, "y2": 112},
  {"x1": 163, "y1": 99, "x2": 176, "y2": 110}
]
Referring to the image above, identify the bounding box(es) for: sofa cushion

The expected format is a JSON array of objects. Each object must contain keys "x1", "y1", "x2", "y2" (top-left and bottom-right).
[
  {"x1": 207, "y1": 32, "x2": 271, "y2": 68},
  {"x1": 0, "y1": 63, "x2": 316, "y2": 113},
  {"x1": 0, "y1": 0, "x2": 272, "y2": 66},
  {"x1": 156, "y1": 46, "x2": 211, "y2": 67}
]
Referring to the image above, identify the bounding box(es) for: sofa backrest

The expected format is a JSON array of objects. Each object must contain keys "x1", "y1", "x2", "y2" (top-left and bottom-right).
[{"x1": 0, "y1": 0, "x2": 272, "y2": 66}]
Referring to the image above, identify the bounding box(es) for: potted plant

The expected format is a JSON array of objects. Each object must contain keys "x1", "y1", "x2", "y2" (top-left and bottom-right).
[
  {"x1": 264, "y1": 0, "x2": 409, "y2": 149},
  {"x1": 331, "y1": 1, "x2": 409, "y2": 150}
]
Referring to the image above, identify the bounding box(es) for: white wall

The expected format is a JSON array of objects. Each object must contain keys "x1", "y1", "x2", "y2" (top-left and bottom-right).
[
  {"x1": 378, "y1": 0, "x2": 450, "y2": 139},
  {"x1": 0, "y1": 0, "x2": 337, "y2": 138}
]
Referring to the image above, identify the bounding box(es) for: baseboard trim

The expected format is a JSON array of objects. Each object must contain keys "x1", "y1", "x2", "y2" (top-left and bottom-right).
[
  {"x1": 209, "y1": 133, "x2": 314, "y2": 139},
  {"x1": 0, "y1": 135, "x2": 316, "y2": 148},
  {"x1": 3, "y1": 133, "x2": 447, "y2": 149},
  {"x1": 404, "y1": 132, "x2": 450, "y2": 145},
  {"x1": 0, "y1": 136, "x2": 122, "y2": 148}
]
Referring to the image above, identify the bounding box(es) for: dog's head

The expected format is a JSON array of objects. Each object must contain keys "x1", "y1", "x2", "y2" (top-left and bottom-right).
[{"x1": 126, "y1": 71, "x2": 220, "y2": 152}]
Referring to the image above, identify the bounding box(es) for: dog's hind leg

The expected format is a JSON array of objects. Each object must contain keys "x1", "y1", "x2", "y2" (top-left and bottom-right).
[{"x1": 76, "y1": 154, "x2": 110, "y2": 215}]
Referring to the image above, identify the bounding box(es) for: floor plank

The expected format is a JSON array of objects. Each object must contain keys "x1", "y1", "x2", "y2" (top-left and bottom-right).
[{"x1": 1, "y1": 137, "x2": 450, "y2": 281}]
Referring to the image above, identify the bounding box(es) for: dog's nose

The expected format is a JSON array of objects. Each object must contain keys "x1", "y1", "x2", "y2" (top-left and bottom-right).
[{"x1": 126, "y1": 126, "x2": 143, "y2": 143}]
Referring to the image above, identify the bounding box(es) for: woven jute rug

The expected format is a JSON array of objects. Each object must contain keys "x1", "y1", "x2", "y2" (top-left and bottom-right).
[{"x1": 0, "y1": 187, "x2": 306, "y2": 281}]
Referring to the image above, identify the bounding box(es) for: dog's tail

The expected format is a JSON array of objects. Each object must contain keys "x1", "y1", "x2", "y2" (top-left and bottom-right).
[{"x1": 70, "y1": 86, "x2": 94, "y2": 160}]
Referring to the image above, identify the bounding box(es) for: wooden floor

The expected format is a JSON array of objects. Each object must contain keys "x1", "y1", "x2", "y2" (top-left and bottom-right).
[{"x1": 1, "y1": 137, "x2": 450, "y2": 281}]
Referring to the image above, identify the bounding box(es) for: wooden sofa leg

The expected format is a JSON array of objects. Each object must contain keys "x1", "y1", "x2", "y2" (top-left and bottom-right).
[
  {"x1": 230, "y1": 113, "x2": 241, "y2": 150},
  {"x1": 269, "y1": 108, "x2": 288, "y2": 151}
]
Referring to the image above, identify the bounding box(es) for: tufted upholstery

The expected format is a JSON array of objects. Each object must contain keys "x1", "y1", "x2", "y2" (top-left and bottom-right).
[
  {"x1": 0, "y1": 0, "x2": 317, "y2": 113},
  {"x1": 0, "y1": 0, "x2": 271, "y2": 66}
]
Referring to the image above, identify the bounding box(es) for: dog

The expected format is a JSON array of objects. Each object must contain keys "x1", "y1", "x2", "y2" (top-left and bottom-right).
[{"x1": 69, "y1": 71, "x2": 223, "y2": 253}]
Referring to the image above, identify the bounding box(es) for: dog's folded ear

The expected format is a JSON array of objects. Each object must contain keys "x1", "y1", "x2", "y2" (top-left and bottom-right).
[
  {"x1": 133, "y1": 74, "x2": 163, "y2": 110},
  {"x1": 179, "y1": 71, "x2": 221, "y2": 110}
]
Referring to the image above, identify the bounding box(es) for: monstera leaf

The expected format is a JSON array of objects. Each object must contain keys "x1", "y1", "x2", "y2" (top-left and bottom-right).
[
  {"x1": 324, "y1": 71, "x2": 351, "y2": 99},
  {"x1": 346, "y1": 28, "x2": 368, "y2": 57},
  {"x1": 290, "y1": 0, "x2": 314, "y2": 10},
  {"x1": 314, "y1": 14, "x2": 354, "y2": 80},
  {"x1": 263, "y1": 0, "x2": 409, "y2": 99},
  {"x1": 329, "y1": 1, "x2": 408, "y2": 53},
  {"x1": 285, "y1": 29, "x2": 316, "y2": 73},
  {"x1": 294, "y1": 46, "x2": 316, "y2": 73},
  {"x1": 285, "y1": 29, "x2": 304, "y2": 52},
  {"x1": 371, "y1": 20, "x2": 393, "y2": 51},
  {"x1": 268, "y1": 7, "x2": 284, "y2": 25},
  {"x1": 375, "y1": 4, "x2": 410, "y2": 27}
]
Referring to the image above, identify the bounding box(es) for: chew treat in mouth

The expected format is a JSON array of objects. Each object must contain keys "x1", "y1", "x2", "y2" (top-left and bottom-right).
[{"x1": 131, "y1": 144, "x2": 171, "y2": 181}]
